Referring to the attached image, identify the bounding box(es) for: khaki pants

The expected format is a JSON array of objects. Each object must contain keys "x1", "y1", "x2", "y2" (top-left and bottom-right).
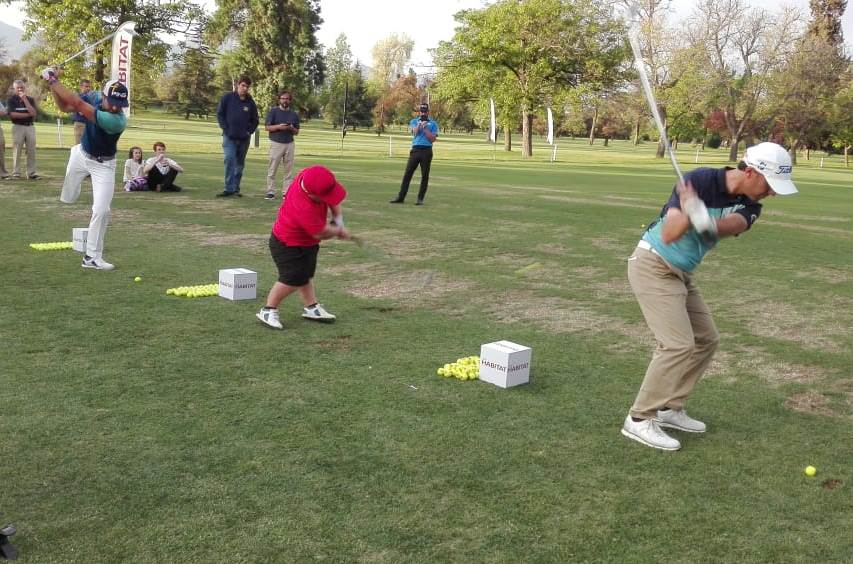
[
  {"x1": 267, "y1": 140, "x2": 295, "y2": 194},
  {"x1": 12, "y1": 124, "x2": 36, "y2": 177},
  {"x1": 74, "y1": 122, "x2": 85, "y2": 145},
  {"x1": 627, "y1": 246, "x2": 719, "y2": 419},
  {"x1": 0, "y1": 125, "x2": 7, "y2": 176}
]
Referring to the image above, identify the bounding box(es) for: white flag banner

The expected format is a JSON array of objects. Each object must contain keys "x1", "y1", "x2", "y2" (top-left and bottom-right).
[
  {"x1": 489, "y1": 98, "x2": 496, "y2": 143},
  {"x1": 110, "y1": 21, "x2": 136, "y2": 116},
  {"x1": 546, "y1": 107, "x2": 554, "y2": 145}
]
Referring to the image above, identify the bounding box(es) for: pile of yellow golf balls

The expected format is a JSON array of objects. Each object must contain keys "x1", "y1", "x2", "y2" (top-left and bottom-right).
[
  {"x1": 437, "y1": 356, "x2": 480, "y2": 381},
  {"x1": 166, "y1": 284, "x2": 219, "y2": 298},
  {"x1": 30, "y1": 242, "x2": 73, "y2": 251}
]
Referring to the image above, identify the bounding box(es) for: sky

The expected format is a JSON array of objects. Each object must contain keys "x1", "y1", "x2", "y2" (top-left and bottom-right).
[{"x1": 1, "y1": 0, "x2": 851, "y2": 69}]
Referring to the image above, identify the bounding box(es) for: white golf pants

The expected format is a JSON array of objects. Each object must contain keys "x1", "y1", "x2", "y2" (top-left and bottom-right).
[{"x1": 60, "y1": 144, "x2": 116, "y2": 260}]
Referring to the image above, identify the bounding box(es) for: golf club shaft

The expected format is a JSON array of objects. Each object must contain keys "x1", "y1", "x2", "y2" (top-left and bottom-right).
[
  {"x1": 58, "y1": 31, "x2": 119, "y2": 68},
  {"x1": 627, "y1": 17, "x2": 685, "y2": 184}
]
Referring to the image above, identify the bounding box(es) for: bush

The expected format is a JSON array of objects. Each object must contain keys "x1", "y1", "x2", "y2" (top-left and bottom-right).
[{"x1": 705, "y1": 133, "x2": 722, "y2": 149}]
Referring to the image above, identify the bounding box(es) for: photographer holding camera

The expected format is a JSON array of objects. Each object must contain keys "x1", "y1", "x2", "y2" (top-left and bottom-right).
[
  {"x1": 390, "y1": 102, "x2": 438, "y2": 205},
  {"x1": 264, "y1": 91, "x2": 300, "y2": 200}
]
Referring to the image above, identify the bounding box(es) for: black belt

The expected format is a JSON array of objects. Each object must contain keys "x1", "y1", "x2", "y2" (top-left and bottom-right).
[
  {"x1": 412, "y1": 145, "x2": 432, "y2": 150},
  {"x1": 80, "y1": 149, "x2": 115, "y2": 163}
]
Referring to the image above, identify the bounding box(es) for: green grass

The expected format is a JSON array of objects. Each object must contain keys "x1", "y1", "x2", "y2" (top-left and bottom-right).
[{"x1": 2, "y1": 112, "x2": 851, "y2": 563}]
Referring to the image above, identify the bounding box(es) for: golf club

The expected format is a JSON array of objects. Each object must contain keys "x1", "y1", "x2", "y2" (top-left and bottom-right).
[
  {"x1": 625, "y1": 5, "x2": 684, "y2": 185},
  {"x1": 58, "y1": 26, "x2": 139, "y2": 68}
]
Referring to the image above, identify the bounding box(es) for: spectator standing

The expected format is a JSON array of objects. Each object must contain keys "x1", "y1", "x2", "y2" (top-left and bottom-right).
[
  {"x1": 264, "y1": 91, "x2": 300, "y2": 200},
  {"x1": 7, "y1": 80, "x2": 39, "y2": 179},
  {"x1": 72, "y1": 79, "x2": 93, "y2": 145},
  {"x1": 0, "y1": 100, "x2": 9, "y2": 179},
  {"x1": 216, "y1": 75, "x2": 258, "y2": 197},
  {"x1": 389, "y1": 103, "x2": 438, "y2": 205},
  {"x1": 143, "y1": 141, "x2": 184, "y2": 192}
]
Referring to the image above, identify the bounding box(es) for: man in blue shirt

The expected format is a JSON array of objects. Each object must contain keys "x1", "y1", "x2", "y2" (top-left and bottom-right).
[
  {"x1": 264, "y1": 91, "x2": 300, "y2": 200},
  {"x1": 216, "y1": 75, "x2": 259, "y2": 198},
  {"x1": 43, "y1": 69, "x2": 128, "y2": 271},
  {"x1": 390, "y1": 103, "x2": 438, "y2": 205},
  {"x1": 621, "y1": 142, "x2": 799, "y2": 451}
]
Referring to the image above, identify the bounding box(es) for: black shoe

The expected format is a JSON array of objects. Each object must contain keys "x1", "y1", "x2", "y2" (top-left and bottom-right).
[
  {"x1": 389, "y1": 198, "x2": 404, "y2": 204},
  {"x1": 165, "y1": 184, "x2": 182, "y2": 192},
  {"x1": 235, "y1": 192, "x2": 243, "y2": 197},
  {"x1": 415, "y1": 200, "x2": 424, "y2": 206},
  {"x1": 28, "y1": 174, "x2": 42, "y2": 180},
  {"x1": 265, "y1": 191, "x2": 275, "y2": 200},
  {"x1": 216, "y1": 191, "x2": 234, "y2": 198}
]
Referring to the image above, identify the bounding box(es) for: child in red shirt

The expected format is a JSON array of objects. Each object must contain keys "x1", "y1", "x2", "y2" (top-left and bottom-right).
[{"x1": 257, "y1": 165, "x2": 349, "y2": 329}]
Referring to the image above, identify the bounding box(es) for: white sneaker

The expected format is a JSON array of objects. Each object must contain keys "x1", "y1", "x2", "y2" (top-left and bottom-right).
[
  {"x1": 621, "y1": 416, "x2": 681, "y2": 451},
  {"x1": 302, "y1": 303, "x2": 336, "y2": 322},
  {"x1": 82, "y1": 256, "x2": 115, "y2": 271},
  {"x1": 256, "y1": 308, "x2": 283, "y2": 329},
  {"x1": 655, "y1": 409, "x2": 707, "y2": 433}
]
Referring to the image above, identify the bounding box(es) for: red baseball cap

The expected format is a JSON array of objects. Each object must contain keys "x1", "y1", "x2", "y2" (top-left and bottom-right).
[{"x1": 301, "y1": 165, "x2": 347, "y2": 206}]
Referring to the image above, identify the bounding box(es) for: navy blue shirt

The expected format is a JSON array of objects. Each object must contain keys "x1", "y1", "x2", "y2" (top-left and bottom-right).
[
  {"x1": 81, "y1": 92, "x2": 126, "y2": 159},
  {"x1": 73, "y1": 91, "x2": 97, "y2": 123},
  {"x1": 7, "y1": 95, "x2": 35, "y2": 125},
  {"x1": 265, "y1": 107, "x2": 300, "y2": 144},
  {"x1": 217, "y1": 92, "x2": 259, "y2": 140},
  {"x1": 643, "y1": 167, "x2": 762, "y2": 272}
]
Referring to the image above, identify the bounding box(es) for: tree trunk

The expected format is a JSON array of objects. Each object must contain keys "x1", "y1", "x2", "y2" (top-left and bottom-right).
[
  {"x1": 806, "y1": 146, "x2": 810, "y2": 160},
  {"x1": 588, "y1": 106, "x2": 597, "y2": 145},
  {"x1": 655, "y1": 113, "x2": 668, "y2": 158},
  {"x1": 728, "y1": 137, "x2": 740, "y2": 162},
  {"x1": 846, "y1": 145, "x2": 849, "y2": 167},
  {"x1": 634, "y1": 116, "x2": 641, "y2": 146},
  {"x1": 522, "y1": 109, "x2": 532, "y2": 157},
  {"x1": 503, "y1": 126, "x2": 512, "y2": 152},
  {"x1": 672, "y1": 138, "x2": 678, "y2": 150},
  {"x1": 604, "y1": 137, "x2": 609, "y2": 147},
  {"x1": 789, "y1": 140, "x2": 798, "y2": 165}
]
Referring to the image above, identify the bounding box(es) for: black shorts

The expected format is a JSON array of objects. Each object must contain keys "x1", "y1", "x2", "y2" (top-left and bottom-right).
[{"x1": 269, "y1": 234, "x2": 319, "y2": 286}]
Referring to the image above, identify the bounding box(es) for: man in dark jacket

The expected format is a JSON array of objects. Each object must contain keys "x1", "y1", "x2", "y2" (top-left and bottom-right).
[{"x1": 216, "y1": 75, "x2": 259, "y2": 197}]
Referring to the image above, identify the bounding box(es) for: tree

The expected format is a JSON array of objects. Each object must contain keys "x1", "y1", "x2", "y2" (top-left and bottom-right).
[
  {"x1": 806, "y1": 0, "x2": 847, "y2": 46},
  {"x1": 174, "y1": 47, "x2": 218, "y2": 119},
  {"x1": 208, "y1": 0, "x2": 322, "y2": 109},
  {"x1": 687, "y1": 0, "x2": 802, "y2": 161},
  {"x1": 829, "y1": 72, "x2": 853, "y2": 166},
  {"x1": 433, "y1": 0, "x2": 626, "y2": 157},
  {"x1": 369, "y1": 34, "x2": 414, "y2": 89},
  {"x1": 10, "y1": 0, "x2": 203, "y2": 100},
  {"x1": 373, "y1": 73, "x2": 420, "y2": 133}
]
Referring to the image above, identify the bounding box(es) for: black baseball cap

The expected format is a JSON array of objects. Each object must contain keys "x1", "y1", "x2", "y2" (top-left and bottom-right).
[
  {"x1": 103, "y1": 79, "x2": 129, "y2": 108},
  {"x1": 419, "y1": 103, "x2": 429, "y2": 112}
]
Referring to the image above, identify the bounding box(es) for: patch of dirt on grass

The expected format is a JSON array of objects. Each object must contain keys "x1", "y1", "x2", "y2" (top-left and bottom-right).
[
  {"x1": 763, "y1": 210, "x2": 849, "y2": 223},
  {"x1": 759, "y1": 220, "x2": 851, "y2": 237},
  {"x1": 757, "y1": 362, "x2": 826, "y2": 386},
  {"x1": 324, "y1": 261, "x2": 384, "y2": 276},
  {"x1": 345, "y1": 269, "x2": 470, "y2": 301},
  {"x1": 314, "y1": 335, "x2": 352, "y2": 351},
  {"x1": 740, "y1": 299, "x2": 849, "y2": 353},
  {"x1": 793, "y1": 267, "x2": 852, "y2": 284},
  {"x1": 196, "y1": 233, "x2": 268, "y2": 251},
  {"x1": 539, "y1": 194, "x2": 660, "y2": 211},
  {"x1": 589, "y1": 236, "x2": 624, "y2": 252},
  {"x1": 348, "y1": 229, "x2": 444, "y2": 262},
  {"x1": 822, "y1": 479, "x2": 843, "y2": 490},
  {"x1": 784, "y1": 391, "x2": 839, "y2": 417}
]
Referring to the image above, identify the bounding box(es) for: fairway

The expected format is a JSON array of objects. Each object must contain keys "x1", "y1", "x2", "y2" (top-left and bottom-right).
[{"x1": 2, "y1": 114, "x2": 851, "y2": 563}]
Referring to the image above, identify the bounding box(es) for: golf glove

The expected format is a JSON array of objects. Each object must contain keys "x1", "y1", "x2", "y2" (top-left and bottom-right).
[
  {"x1": 682, "y1": 197, "x2": 718, "y2": 244},
  {"x1": 41, "y1": 67, "x2": 58, "y2": 84}
]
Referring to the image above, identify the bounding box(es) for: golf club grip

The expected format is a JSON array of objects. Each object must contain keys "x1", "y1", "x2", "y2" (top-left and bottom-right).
[{"x1": 627, "y1": 21, "x2": 685, "y2": 185}]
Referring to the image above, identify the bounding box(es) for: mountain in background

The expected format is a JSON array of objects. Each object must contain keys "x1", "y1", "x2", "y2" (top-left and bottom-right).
[{"x1": 0, "y1": 21, "x2": 35, "y2": 62}]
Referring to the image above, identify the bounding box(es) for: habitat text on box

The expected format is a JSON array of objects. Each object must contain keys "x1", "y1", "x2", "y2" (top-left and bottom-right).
[
  {"x1": 219, "y1": 268, "x2": 257, "y2": 301},
  {"x1": 72, "y1": 228, "x2": 88, "y2": 253},
  {"x1": 479, "y1": 340, "x2": 531, "y2": 388}
]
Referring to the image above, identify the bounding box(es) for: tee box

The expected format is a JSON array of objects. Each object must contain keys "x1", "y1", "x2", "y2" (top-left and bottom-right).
[{"x1": 479, "y1": 340, "x2": 532, "y2": 388}]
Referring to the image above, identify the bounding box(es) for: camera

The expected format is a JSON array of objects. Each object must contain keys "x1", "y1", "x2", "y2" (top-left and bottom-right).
[{"x1": 419, "y1": 115, "x2": 429, "y2": 122}]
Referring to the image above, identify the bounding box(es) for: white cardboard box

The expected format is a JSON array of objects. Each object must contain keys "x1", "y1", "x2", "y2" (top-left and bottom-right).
[
  {"x1": 479, "y1": 340, "x2": 532, "y2": 388},
  {"x1": 218, "y1": 268, "x2": 257, "y2": 300},
  {"x1": 72, "y1": 228, "x2": 88, "y2": 253}
]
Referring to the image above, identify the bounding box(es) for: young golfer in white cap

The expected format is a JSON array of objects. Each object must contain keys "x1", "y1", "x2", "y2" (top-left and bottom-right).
[{"x1": 622, "y1": 142, "x2": 798, "y2": 451}]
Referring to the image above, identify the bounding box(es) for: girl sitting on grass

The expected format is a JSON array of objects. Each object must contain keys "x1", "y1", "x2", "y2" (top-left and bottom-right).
[{"x1": 123, "y1": 146, "x2": 148, "y2": 191}]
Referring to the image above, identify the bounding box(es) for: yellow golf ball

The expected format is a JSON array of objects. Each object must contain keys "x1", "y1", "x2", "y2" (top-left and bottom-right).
[
  {"x1": 134, "y1": 276, "x2": 142, "y2": 282},
  {"x1": 804, "y1": 465, "x2": 817, "y2": 477}
]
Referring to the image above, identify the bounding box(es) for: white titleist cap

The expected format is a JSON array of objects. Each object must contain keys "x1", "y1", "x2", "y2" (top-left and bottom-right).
[{"x1": 743, "y1": 142, "x2": 798, "y2": 195}]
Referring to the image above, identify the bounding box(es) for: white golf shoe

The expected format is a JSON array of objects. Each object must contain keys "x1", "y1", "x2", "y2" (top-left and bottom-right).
[
  {"x1": 655, "y1": 409, "x2": 707, "y2": 433},
  {"x1": 621, "y1": 416, "x2": 681, "y2": 451},
  {"x1": 82, "y1": 256, "x2": 115, "y2": 271},
  {"x1": 302, "y1": 303, "x2": 336, "y2": 322},
  {"x1": 256, "y1": 308, "x2": 283, "y2": 329}
]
